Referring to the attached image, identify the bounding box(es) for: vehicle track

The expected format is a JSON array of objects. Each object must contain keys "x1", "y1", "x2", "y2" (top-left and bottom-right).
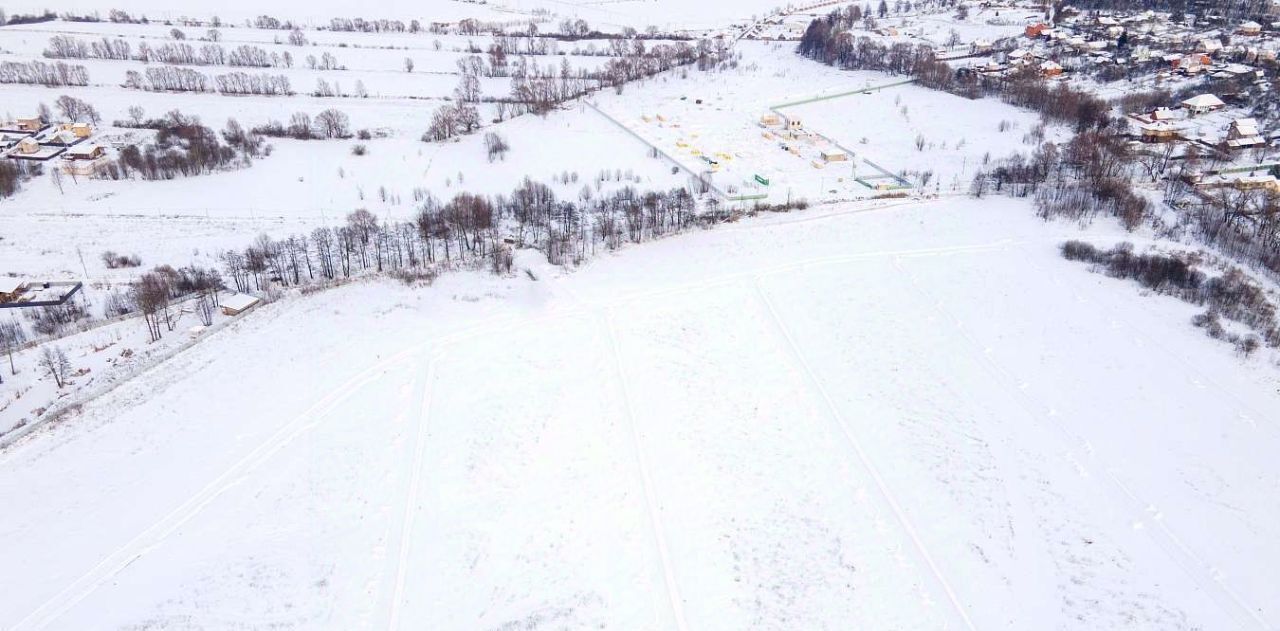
[
  {"x1": 384, "y1": 352, "x2": 441, "y2": 630},
  {"x1": 9, "y1": 351, "x2": 421, "y2": 631},
  {"x1": 601, "y1": 310, "x2": 691, "y2": 631},
  {"x1": 751, "y1": 278, "x2": 979, "y2": 631}
]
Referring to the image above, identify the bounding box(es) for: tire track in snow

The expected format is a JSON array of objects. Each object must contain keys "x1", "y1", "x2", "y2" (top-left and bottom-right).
[
  {"x1": 9, "y1": 350, "x2": 423, "y2": 631},
  {"x1": 890, "y1": 256, "x2": 1272, "y2": 631},
  {"x1": 386, "y1": 353, "x2": 440, "y2": 631},
  {"x1": 601, "y1": 311, "x2": 691, "y2": 631},
  {"x1": 9, "y1": 305, "x2": 545, "y2": 630},
  {"x1": 751, "y1": 279, "x2": 979, "y2": 631}
]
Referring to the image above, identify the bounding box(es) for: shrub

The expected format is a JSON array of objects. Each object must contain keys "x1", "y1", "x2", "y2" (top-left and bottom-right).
[{"x1": 101, "y1": 250, "x2": 142, "y2": 268}]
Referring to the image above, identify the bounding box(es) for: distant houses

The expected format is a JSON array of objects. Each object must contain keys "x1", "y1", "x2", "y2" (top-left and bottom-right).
[{"x1": 2, "y1": 117, "x2": 103, "y2": 164}]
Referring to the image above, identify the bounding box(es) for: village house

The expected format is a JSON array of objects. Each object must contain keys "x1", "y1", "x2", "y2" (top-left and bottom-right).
[
  {"x1": 1227, "y1": 118, "x2": 1265, "y2": 150},
  {"x1": 1215, "y1": 173, "x2": 1280, "y2": 192},
  {"x1": 46, "y1": 130, "x2": 78, "y2": 147},
  {"x1": 62, "y1": 143, "x2": 108, "y2": 176},
  {"x1": 1040, "y1": 60, "x2": 1064, "y2": 77},
  {"x1": 1239, "y1": 21, "x2": 1263, "y2": 36},
  {"x1": 14, "y1": 117, "x2": 42, "y2": 132},
  {"x1": 1140, "y1": 121, "x2": 1183, "y2": 143},
  {"x1": 13, "y1": 137, "x2": 40, "y2": 155},
  {"x1": 1198, "y1": 38, "x2": 1225, "y2": 55},
  {"x1": 1182, "y1": 93, "x2": 1226, "y2": 114},
  {"x1": 58, "y1": 122, "x2": 92, "y2": 138}
]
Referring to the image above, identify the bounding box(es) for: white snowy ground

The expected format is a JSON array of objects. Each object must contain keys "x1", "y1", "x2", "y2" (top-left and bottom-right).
[
  {"x1": 2, "y1": 196, "x2": 1279, "y2": 630},
  {"x1": 1, "y1": 0, "x2": 789, "y2": 32}
]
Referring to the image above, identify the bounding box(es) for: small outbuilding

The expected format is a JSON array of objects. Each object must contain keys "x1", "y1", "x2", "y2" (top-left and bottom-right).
[
  {"x1": 220, "y1": 293, "x2": 261, "y2": 316},
  {"x1": 0, "y1": 278, "x2": 24, "y2": 302}
]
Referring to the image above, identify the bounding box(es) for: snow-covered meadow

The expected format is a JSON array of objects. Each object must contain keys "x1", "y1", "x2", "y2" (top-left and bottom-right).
[
  {"x1": 4, "y1": 1, "x2": 1280, "y2": 629},
  {"x1": 3, "y1": 197, "x2": 1279, "y2": 629}
]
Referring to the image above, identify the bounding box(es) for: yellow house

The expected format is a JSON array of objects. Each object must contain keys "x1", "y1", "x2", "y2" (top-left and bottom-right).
[
  {"x1": 15, "y1": 117, "x2": 42, "y2": 132},
  {"x1": 14, "y1": 137, "x2": 40, "y2": 154},
  {"x1": 60, "y1": 122, "x2": 92, "y2": 138}
]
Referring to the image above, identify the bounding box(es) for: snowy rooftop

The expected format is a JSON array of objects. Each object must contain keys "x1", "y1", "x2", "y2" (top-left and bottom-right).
[
  {"x1": 0, "y1": 278, "x2": 23, "y2": 294},
  {"x1": 220, "y1": 293, "x2": 261, "y2": 311}
]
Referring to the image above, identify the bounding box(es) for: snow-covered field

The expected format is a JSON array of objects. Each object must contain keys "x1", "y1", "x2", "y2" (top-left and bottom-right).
[
  {"x1": 2, "y1": 0, "x2": 790, "y2": 31},
  {"x1": 3, "y1": 196, "x2": 1279, "y2": 629},
  {"x1": 3, "y1": 31, "x2": 1054, "y2": 278}
]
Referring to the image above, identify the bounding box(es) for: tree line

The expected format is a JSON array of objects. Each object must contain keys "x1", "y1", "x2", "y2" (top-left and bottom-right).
[
  {"x1": 0, "y1": 60, "x2": 89, "y2": 87},
  {"x1": 217, "y1": 180, "x2": 699, "y2": 298}
]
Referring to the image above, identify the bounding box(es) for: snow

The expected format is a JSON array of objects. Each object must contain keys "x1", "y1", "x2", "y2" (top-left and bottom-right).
[{"x1": 2, "y1": 196, "x2": 1279, "y2": 629}]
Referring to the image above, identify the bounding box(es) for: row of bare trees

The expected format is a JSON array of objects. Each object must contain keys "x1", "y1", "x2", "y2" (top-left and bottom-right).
[
  {"x1": 123, "y1": 67, "x2": 292, "y2": 95},
  {"x1": 44, "y1": 35, "x2": 326, "y2": 71},
  {"x1": 218, "y1": 180, "x2": 699, "y2": 295},
  {"x1": 0, "y1": 60, "x2": 89, "y2": 87}
]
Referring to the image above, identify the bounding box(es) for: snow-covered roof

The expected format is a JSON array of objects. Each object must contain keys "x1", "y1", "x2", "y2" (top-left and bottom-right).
[
  {"x1": 1232, "y1": 118, "x2": 1261, "y2": 136},
  {"x1": 0, "y1": 278, "x2": 24, "y2": 294},
  {"x1": 221, "y1": 293, "x2": 261, "y2": 311},
  {"x1": 66, "y1": 143, "x2": 102, "y2": 157},
  {"x1": 1182, "y1": 94, "x2": 1225, "y2": 109}
]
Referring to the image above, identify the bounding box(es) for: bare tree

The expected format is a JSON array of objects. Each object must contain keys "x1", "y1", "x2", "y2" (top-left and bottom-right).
[
  {"x1": 195, "y1": 293, "x2": 215, "y2": 326},
  {"x1": 484, "y1": 132, "x2": 509, "y2": 162},
  {"x1": 127, "y1": 104, "x2": 145, "y2": 126},
  {"x1": 404, "y1": 57, "x2": 415, "y2": 73},
  {"x1": 0, "y1": 320, "x2": 25, "y2": 379},
  {"x1": 313, "y1": 108, "x2": 351, "y2": 139},
  {"x1": 39, "y1": 345, "x2": 71, "y2": 388},
  {"x1": 132, "y1": 272, "x2": 170, "y2": 342},
  {"x1": 55, "y1": 94, "x2": 101, "y2": 124}
]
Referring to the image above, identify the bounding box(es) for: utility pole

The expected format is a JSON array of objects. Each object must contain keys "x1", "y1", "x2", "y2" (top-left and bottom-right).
[{"x1": 76, "y1": 246, "x2": 88, "y2": 278}]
